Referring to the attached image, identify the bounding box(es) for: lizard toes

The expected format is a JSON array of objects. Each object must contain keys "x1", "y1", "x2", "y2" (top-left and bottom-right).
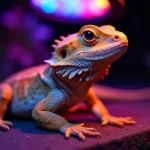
[
  {"x1": 2, "y1": 120, "x2": 13, "y2": 126},
  {"x1": 0, "y1": 120, "x2": 13, "y2": 131},
  {"x1": 0, "y1": 123, "x2": 10, "y2": 131}
]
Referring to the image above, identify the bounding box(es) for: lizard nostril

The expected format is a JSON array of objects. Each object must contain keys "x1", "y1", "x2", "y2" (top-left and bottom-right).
[{"x1": 114, "y1": 35, "x2": 120, "y2": 40}]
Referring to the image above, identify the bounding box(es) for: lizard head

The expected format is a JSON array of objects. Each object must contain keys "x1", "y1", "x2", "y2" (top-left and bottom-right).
[{"x1": 45, "y1": 24, "x2": 128, "y2": 84}]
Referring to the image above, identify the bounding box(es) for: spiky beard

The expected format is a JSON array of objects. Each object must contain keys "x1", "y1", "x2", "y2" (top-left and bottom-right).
[{"x1": 53, "y1": 64, "x2": 110, "y2": 83}]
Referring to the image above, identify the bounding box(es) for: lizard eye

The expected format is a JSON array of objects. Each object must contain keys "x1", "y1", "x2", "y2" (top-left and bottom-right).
[
  {"x1": 58, "y1": 48, "x2": 67, "y2": 59},
  {"x1": 83, "y1": 31, "x2": 95, "y2": 40},
  {"x1": 82, "y1": 31, "x2": 98, "y2": 45}
]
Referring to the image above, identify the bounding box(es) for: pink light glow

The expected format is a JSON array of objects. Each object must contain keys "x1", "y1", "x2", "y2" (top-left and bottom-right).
[
  {"x1": 32, "y1": 0, "x2": 42, "y2": 7},
  {"x1": 30, "y1": 0, "x2": 111, "y2": 23},
  {"x1": 88, "y1": 1, "x2": 104, "y2": 17}
]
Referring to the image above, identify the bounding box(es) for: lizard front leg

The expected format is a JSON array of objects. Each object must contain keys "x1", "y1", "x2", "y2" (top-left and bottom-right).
[
  {"x1": 0, "y1": 84, "x2": 13, "y2": 131},
  {"x1": 32, "y1": 89, "x2": 101, "y2": 141},
  {"x1": 85, "y1": 88, "x2": 136, "y2": 127}
]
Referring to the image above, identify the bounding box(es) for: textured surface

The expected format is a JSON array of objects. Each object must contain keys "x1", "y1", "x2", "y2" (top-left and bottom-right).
[{"x1": 0, "y1": 100, "x2": 150, "y2": 150}]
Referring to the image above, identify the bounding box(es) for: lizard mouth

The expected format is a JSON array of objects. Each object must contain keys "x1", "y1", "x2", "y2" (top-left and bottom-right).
[{"x1": 76, "y1": 44, "x2": 128, "y2": 61}]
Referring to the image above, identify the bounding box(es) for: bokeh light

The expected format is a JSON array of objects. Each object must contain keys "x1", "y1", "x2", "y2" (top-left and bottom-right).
[
  {"x1": 41, "y1": 0, "x2": 58, "y2": 14},
  {"x1": 31, "y1": 0, "x2": 111, "y2": 23},
  {"x1": 95, "y1": 0, "x2": 110, "y2": 8},
  {"x1": 0, "y1": 6, "x2": 54, "y2": 78}
]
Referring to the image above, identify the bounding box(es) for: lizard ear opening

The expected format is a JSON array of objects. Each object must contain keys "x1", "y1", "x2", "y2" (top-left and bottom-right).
[{"x1": 57, "y1": 48, "x2": 68, "y2": 60}]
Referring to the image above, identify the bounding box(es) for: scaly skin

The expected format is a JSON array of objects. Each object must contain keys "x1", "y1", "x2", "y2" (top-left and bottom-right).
[{"x1": 0, "y1": 25, "x2": 136, "y2": 140}]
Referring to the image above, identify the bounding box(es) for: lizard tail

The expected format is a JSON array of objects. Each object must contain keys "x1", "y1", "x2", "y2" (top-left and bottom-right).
[{"x1": 93, "y1": 84, "x2": 150, "y2": 101}]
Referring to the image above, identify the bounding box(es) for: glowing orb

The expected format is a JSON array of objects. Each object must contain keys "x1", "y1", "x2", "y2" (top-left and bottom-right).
[{"x1": 30, "y1": 0, "x2": 111, "y2": 23}]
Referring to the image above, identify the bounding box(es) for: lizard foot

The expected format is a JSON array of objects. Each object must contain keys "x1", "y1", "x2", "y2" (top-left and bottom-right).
[
  {"x1": 60, "y1": 123, "x2": 101, "y2": 141},
  {"x1": 0, "y1": 119, "x2": 13, "y2": 131},
  {"x1": 101, "y1": 115, "x2": 136, "y2": 127}
]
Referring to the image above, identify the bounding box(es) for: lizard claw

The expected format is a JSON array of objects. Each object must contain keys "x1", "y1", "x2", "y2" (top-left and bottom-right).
[
  {"x1": 0, "y1": 119, "x2": 13, "y2": 131},
  {"x1": 60, "y1": 123, "x2": 101, "y2": 141},
  {"x1": 101, "y1": 115, "x2": 136, "y2": 127}
]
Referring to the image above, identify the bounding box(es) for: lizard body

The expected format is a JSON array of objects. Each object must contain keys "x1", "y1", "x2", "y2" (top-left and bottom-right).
[{"x1": 0, "y1": 25, "x2": 136, "y2": 140}]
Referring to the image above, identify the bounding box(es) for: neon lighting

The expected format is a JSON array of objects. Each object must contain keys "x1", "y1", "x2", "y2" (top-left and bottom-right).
[
  {"x1": 95, "y1": 0, "x2": 110, "y2": 9},
  {"x1": 62, "y1": 0, "x2": 82, "y2": 17},
  {"x1": 31, "y1": 0, "x2": 111, "y2": 20},
  {"x1": 41, "y1": 0, "x2": 58, "y2": 14},
  {"x1": 32, "y1": 0, "x2": 42, "y2": 7}
]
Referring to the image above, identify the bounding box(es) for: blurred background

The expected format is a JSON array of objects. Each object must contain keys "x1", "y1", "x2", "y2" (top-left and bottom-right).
[{"x1": 0, "y1": 0, "x2": 150, "y2": 87}]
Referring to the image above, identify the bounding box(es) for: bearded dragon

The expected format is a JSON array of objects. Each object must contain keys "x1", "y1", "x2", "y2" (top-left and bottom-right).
[{"x1": 0, "y1": 24, "x2": 136, "y2": 141}]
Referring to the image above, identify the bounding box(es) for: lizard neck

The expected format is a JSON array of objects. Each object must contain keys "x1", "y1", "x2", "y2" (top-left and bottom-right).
[
  {"x1": 42, "y1": 65, "x2": 83, "y2": 99},
  {"x1": 42, "y1": 64, "x2": 109, "y2": 100},
  {"x1": 50, "y1": 66, "x2": 109, "y2": 99}
]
